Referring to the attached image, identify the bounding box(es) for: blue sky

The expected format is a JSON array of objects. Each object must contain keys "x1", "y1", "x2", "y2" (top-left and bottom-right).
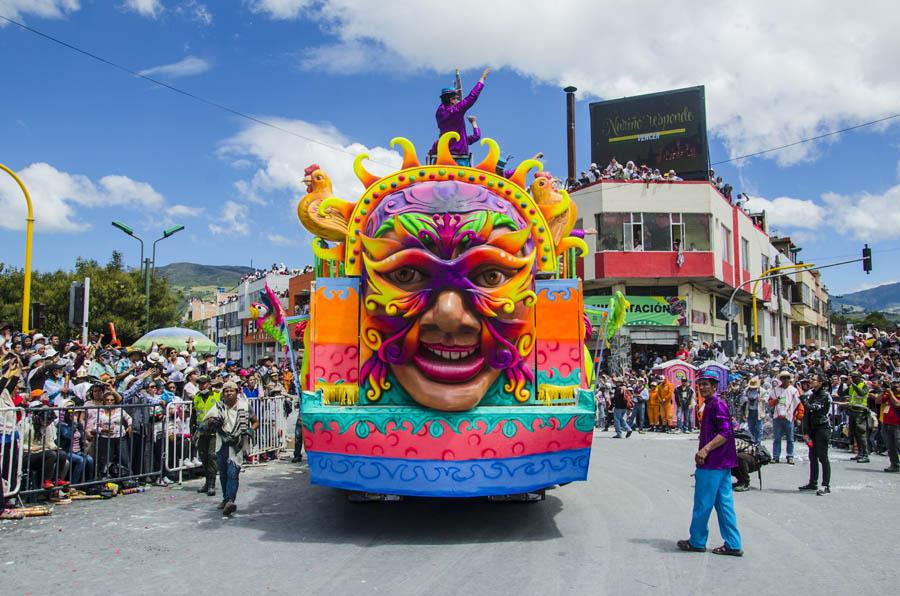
[{"x1": 0, "y1": 1, "x2": 898, "y2": 296}]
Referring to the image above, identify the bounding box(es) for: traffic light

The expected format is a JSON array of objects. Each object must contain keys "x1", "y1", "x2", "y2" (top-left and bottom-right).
[
  {"x1": 31, "y1": 302, "x2": 45, "y2": 329},
  {"x1": 862, "y1": 244, "x2": 873, "y2": 274},
  {"x1": 69, "y1": 281, "x2": 85, "y2": 327}
]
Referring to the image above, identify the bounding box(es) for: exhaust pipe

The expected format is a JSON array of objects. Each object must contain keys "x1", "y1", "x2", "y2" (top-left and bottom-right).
[{"x1": 564, "y1": 86, "x2": 577, "y2": 188}]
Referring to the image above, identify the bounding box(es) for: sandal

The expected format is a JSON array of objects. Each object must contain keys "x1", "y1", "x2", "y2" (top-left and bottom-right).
[
  {"x1": 711, "y1": 545, "x2": 743, "y2": 557},
  {"x1": 677, "y1": 539, "x2": 706, "y2": 552}
]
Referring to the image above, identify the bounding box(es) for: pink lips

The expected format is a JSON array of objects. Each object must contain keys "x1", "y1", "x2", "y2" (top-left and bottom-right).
[{"x1": 413, "y1": 343, "x2": 485, "y2": 383}]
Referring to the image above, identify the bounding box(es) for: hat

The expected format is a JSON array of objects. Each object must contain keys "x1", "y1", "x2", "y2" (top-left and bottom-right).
[
  {"x1": 147, "y1": 352, "x2": 162, "y2": 364},
  {"x1": 30, "y1": 388, "x2": 45, "y2": 398},
  {"x1": 179, "y1": 350, "x2": 190, "y2": 357},
  {"x1": 225, "y1": 360, "x2": 236, "y2": 367},
  {"x1": 184, "y1": 367, "x2": 197, "y2": 377},
  {"x1": 27, "y1": 354, "x2": 45, "y2": 367},
  {"x1": 747, "y1": 376, "x2": 761, "y2": 389},
  {"x1": 32, "y1": 333, "x2": 46, "y2": 342},
  {"x1": 777, "y1": 370, "x2": 793, "y2": 379},
  {"x1": 43, "y1": 347, "x2": 58, "y2": 358},
  {"x1": 697, "y1": 371, "x2": 719, "y2": 383},
  {"x1": 850, "y1": 370, "x2": 862, "y2": 377},
  {"x1": 222, "y1": 381, "x2": 238, "y2": 391},
  {"x1": 197, "y1": 374, "x2": 211, "y2": 383},
  {"x1": 439, "y1": 87, "x2": 457, "y2": 98}
]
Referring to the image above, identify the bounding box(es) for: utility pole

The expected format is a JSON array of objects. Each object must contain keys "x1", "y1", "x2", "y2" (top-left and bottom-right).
[
  {"x1": 144, "y1": 257, "x2": 152, "y2": 334},
  {"x1": 81, "y1": 277, "x2": 90, "y2": 344}
]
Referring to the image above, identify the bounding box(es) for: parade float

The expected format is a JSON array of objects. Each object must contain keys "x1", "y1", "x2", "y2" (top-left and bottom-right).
[{"x1": 294, "y1": 131, "x2": 606, "y2": 499}]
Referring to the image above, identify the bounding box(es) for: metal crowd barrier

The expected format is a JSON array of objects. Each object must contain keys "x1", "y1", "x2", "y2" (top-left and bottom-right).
[
  {"x1": 1, "y1": 406, "x2": 25, "y2": 500},
  {"x1": 8, "y1": 403, "x2": 183, "y2": 499},
  {"x1": 246, "y1": 396, "x2": 290, "y2": 459},
  {"x1": 162, "y1": 401, "x2": 194, "y2": 484}
]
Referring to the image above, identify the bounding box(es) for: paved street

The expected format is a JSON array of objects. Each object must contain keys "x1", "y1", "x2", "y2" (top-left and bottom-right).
[{"x1": 2, "y1": 431, "x2": 897, "y2": 596}]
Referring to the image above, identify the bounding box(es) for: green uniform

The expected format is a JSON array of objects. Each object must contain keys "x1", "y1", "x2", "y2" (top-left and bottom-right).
[{"x1": 193, "y1": 390, "x2": 222, "y2": 483}]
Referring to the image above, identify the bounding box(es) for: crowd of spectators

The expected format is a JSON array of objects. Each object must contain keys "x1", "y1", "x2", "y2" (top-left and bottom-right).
[
  {"x1": 593, "y1": 328, "x2": 900, "y2": 491},
  {"x1": 1, "y1": 324, "x2": 301, "y2": 517},
  {"x1": 240, "y1": 263, "x2": 312, "y2": 284},
  {"x1": 570, "y1": 158, "x2": 684, "y2": 190}
]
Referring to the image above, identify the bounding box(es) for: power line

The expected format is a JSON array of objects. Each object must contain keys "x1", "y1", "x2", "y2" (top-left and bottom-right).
[
  {"x1": 711, "y1": 113, "x2": 900, "y2": 166},
  {"x1": 0, "y1": 13, "x2": 397, "y2": 169}
]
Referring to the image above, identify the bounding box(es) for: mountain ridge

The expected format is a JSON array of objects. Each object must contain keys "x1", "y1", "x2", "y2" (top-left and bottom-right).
[{"x1": 832, "y1": 281, "x2": 900, "y2": 313}]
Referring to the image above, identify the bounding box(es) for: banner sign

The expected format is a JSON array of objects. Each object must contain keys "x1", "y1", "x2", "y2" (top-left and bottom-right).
[
  {"x1": 585, "y1": 296, "x2": 688, "y2": 327},
  {"x1": 589, "y1": 86, "x2": 709, "y2": 180}
]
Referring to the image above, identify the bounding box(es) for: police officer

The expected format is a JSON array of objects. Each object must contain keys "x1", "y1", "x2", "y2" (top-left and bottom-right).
[
  {"x1": 191, "y1": 375, "x2": 221, "y2": 495},
  {"x1": 839, "y1": 371, "x2": 870, "y2": 464}
]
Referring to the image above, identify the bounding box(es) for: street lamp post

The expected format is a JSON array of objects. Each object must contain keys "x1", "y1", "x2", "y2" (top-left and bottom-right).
[
  {"x1": 1, "y1": 163, "x2": 35, "y2": 332},
  {"x1": 146, "y1": 225, "x2": 185, "y2": 330},
  {"x1": 111, "y1": 221, "x2": 149, "y2": 332}
]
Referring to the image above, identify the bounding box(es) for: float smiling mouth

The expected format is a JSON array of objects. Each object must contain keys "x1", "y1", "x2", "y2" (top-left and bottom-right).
[{"x1": 413, "y1": 342, "x2": 485, "y2": 383}]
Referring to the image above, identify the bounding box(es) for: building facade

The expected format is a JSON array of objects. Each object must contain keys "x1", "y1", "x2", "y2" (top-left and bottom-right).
[{"x1": 572, "y1": 180, "x2": 804, "y2": 366}]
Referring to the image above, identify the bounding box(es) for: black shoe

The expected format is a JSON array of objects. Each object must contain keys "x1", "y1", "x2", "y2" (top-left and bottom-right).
[
  {"x1": 798, "y1": 483, "x2": 817, "y2": 491},
  {"x1": 290, "y1": 456, "x2": 303, "y2": 463},
  {"x1": 216, "y1": 500, "x2": 226, "y2": 510},
  {"x1": 733, "y1": 484, "x2": 750, "y2": 492},
  {"x1": 222, "y1": 501, "x2": 237, "y2": 516},
  {"x1": 884, "y1": 466, "x2": 900, "y2": 473},
  {"x1": 612, "y1": 434, "x2": 622, "y2": 439},
  {"x1": 207, "y1": 486, "x2": 216, "y2": 497},
  {"x1": 786, "y1": 457, "x2": 795, "y2": 465},
  {"x1": 197, "y1": 483, "x2": 209, "y2": 493},
  {"x1": 773, "y1": 458, "x2": 780, "y2": 464},
  {"x1": 626, "y1": 430, "x2": 632, "y2": 438},
  {"x1": 816, "y1": 486, "x2": 830, "y2": 496},
  {"x1": 857, "y1": 456, "x2": 870, "y2": 463}
]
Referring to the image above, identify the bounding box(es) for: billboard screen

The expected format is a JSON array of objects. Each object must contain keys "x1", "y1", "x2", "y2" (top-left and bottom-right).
[{"x1": 589, "y1": 86, "x2": 709, "y2": 180}]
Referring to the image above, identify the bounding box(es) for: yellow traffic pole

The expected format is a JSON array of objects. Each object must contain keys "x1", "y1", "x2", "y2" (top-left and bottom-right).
[
  {"x1": 0, "y1": 163, "x2": 35, "y2": 333},
  {"x1": 752, "y1": 263, "x2": 815, "y2": 344}
]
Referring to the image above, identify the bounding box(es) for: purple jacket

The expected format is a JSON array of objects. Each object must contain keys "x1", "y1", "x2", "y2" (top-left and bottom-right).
[
  {"x1": 698, "y1": 394, "x2": 737, "y2": 469},
  {"x1": 434, "y1": 82, "x2": 484, "y2": 155}
]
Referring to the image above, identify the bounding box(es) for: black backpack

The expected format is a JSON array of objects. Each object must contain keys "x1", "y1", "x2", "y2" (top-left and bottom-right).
[{"x1": 734, "y1": 429, "x2": 772, "y2": 466}]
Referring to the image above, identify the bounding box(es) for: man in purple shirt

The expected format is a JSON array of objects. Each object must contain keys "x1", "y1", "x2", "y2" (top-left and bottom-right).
[
  {"x1": 431, "y1": 68, "x2": 491, "y2": 164},
  {"x1": 678, "y1": 371, "x2": 743, "y2": 556}
]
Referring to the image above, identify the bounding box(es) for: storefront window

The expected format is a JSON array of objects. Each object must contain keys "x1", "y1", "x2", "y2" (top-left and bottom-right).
[
  {"x1": 683, "y1": 213, "x2": 710, "y2": 251},
  {"x1": 643, "y1": 213, "x2": 672, "y2": 251},
  {"x1": 597, "y1": 213, "x2": 625, "y2": 251}
]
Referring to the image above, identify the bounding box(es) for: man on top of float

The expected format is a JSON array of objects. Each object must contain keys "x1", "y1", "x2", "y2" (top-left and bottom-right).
[{"x1": 432, "y1": 67, "x2": 491, "y2": 165}]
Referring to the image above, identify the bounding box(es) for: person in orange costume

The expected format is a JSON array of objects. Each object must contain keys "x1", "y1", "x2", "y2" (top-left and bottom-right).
[
  {"x1": 648, "y1": 380, "x2": 661, "y2": 431},
  {"x1": 657, "y1": 374, "x2": 675, "y2": 432}
]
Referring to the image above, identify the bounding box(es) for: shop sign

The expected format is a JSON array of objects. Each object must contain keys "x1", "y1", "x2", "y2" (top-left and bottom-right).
[{"x1": 585, "y1": 295, "x2": 688, "y2": 327}]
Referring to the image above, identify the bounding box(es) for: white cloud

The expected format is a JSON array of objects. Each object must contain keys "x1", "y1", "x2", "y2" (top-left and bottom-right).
[
  {"x1": 209, "y1": 200, "x2": 250, "y2": 235},
  {"x1": 121, "y1": 0, "x2": 163, "y2": 19},
  {"x1": 218, "y1": 117, "x2": 401, "y2": 206},
  {"x1": 744, "y1": 196, "x2": 825, "y2": 230},
  {"x1": 177, "y1": 0, "x2": 212, "y2": 25},
  {"x1": 267, "y1": 233, "x2": 298, "y2": 246},
  {"x1": 246, "y1": 0, "x2": 312, "y2": 20},
  {"x1": 0, "y1": 0, "x2": 79, "y2": 22},
  {"x1": 0, "y1": 162, "x2": 187, "y2": 232},
  {"x1": 273, "y1": 0, "x2": 900, "y2": 166},
  {"x1": 138, "y1": 56, "x2": 211, "y2": 79},
  {"x1": 167, "y1": 204, "x2": 204, "y2": 218},
  {"x1": 822, "y1": 185, "x2": 900, "y2": 241},
  {"x1": 297, "y1": 39, "x2": 408, "y2": 74}
]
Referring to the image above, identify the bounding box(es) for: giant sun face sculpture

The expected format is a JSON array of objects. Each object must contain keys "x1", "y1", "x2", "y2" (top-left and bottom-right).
[{"x1": 296, "y1": 134, "x2": 586, "y2": 412}]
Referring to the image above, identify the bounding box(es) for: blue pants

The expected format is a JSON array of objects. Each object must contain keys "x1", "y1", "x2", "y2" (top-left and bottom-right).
[
  {"x1": 630, "y1": 401, "x2": 645, "y2": 430},
  {"x1": 613, "y1": 408, "x2": 632, "y2": 436},
  {"x1": 689, "y1": 467, "x2": 742, "y2": 550},
  {"x1": 747, "y1": 409, "x2": 762, "y2": 444},
  {"x1": 67, "y1": 452, "x2": 94, "y2": 484},
  {"x1": 678, "y1": 407, "x2": 693, "y2": 432},
  {"x1": 216, "y1": 447, "x2": 240, "y2": 503},
  {"x1": 772, "y1": 418, "x2": 794, "y2": 459}
]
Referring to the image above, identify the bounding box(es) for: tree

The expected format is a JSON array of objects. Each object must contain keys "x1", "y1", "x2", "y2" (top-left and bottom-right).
[
  {"x1": 860, "y1": 311, "x2": 894, "y2": 331},
  {"x1": 0, "y1": 253, "x2": 185, "y2": 344}
]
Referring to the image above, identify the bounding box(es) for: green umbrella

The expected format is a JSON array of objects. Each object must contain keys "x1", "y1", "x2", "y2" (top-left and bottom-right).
[{"x1": 131, "y1": 327, "x2": 217, "y2": 354}]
